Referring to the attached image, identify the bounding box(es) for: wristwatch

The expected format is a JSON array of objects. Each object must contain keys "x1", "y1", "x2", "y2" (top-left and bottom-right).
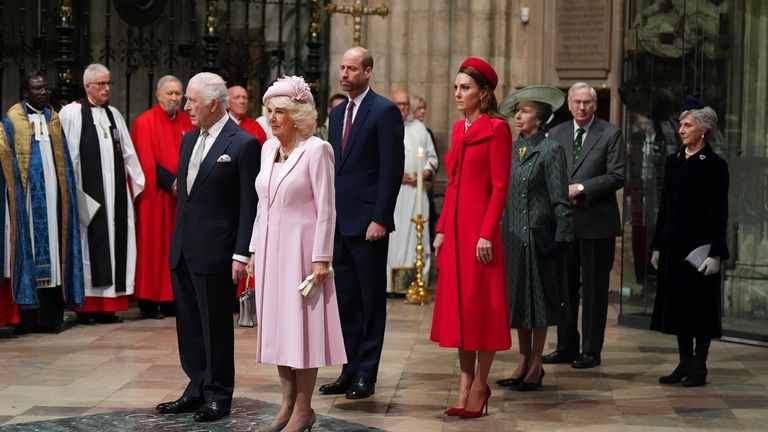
[{"x1": 577, "y1": 184, "x2": 585, "y2": 193}]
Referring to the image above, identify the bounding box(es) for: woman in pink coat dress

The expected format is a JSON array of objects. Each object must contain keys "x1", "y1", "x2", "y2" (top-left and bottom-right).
[{"x1": 247, "y1": 76, "x2": 346, "y2": 432}]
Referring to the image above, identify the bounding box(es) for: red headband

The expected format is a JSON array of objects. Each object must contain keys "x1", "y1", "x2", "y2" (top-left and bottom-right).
[{"x1": 460, "y1": 57, "x2": 498, "y2": 90}]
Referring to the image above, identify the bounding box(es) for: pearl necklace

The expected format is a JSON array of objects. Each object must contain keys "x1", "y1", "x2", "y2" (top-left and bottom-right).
[
  {"x1": 279, "y1": 142, "x2": 298, "y2": 161},
  {"x1": 684, "y1": 146, "x2": 699, "y2": 156}
]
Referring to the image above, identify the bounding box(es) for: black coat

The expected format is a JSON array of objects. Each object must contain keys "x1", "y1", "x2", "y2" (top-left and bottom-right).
[{"x1": 651, "y1": 145, "x2": 729, "y2": 338}]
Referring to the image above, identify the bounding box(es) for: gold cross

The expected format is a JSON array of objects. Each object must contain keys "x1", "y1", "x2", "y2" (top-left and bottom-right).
[{"x1": 327, "y1": 0, "x2": 390, "y2": 46}]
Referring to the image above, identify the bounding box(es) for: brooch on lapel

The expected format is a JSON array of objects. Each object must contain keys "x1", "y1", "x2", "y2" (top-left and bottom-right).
[
  {"x1": 518, "y1": 147, "x2": 527, "y2": 160},
  {"x1": 700, "y1": 154, "x2": 706, "y2": 160}
]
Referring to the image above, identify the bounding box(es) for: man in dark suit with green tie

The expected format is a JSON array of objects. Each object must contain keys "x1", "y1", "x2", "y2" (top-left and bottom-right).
[{"x1": 543, "y1": 82, "x2": 625, "y2": 369}]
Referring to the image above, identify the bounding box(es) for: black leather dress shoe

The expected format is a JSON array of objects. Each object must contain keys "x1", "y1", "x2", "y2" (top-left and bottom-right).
[
  {"x1": 346, "y1": 376, "x2": 375, "y2": 399},
  {"x1": 156, "y1": 395, "x2": 204, "y2": 414},
  {"x1": 318, "y1": 375, "x2": 354, "y2": 395},
  {"x1": 571, "y1": 352, "x2": 601, "y2": 369},
  {"x1": 193, "y1": 401, "x2": 231, "y2": 422},
  {"x1": 542, "y1": 350, "x2": 576, "y2": 364}
]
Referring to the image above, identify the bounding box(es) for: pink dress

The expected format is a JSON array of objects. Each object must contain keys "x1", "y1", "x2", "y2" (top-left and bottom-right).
[{"x1": 249, "y1": 136, "x2": 346, "y2": 368}]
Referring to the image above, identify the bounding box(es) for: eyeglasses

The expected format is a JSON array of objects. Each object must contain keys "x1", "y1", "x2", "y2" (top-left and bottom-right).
[{"x1": 89, "y1": 81, "x2": 113, "y2": 88}]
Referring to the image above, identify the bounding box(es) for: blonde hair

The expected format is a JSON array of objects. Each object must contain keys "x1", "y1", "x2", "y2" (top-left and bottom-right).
[{"x1": 267, "y1": 96, "x2": 318, "y2": 140}]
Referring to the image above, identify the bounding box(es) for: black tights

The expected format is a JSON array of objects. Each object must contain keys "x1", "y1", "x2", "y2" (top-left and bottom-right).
[{"x1": 677, "y1": 335, "x2": 711, "y2": 360}]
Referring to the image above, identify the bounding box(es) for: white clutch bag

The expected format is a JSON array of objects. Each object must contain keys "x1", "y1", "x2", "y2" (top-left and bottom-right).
[{"x1": 298, "y1": 267, "x2": 334, "y2": 299}]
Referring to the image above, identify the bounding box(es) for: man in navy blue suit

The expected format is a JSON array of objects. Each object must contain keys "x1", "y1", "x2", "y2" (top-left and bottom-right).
[
  {"x1": 157, "y1": 72, "x2": 259, "y2": 422},
  {"x1": 318, "y1": 47, "x2": 404, "y2": 399}
]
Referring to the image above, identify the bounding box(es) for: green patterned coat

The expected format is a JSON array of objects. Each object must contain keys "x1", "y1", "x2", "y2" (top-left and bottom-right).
[{"x1": 502, "y1": 131, "x2": 573, "y2": 329}]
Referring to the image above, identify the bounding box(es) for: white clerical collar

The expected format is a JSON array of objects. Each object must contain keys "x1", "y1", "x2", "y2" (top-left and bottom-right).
[
  {"x1": 228, "y1": 112, "x2": 242, "y2": 125},
  {"x1": 26, "y1": 104, "x2": 50, "y2": 142}
]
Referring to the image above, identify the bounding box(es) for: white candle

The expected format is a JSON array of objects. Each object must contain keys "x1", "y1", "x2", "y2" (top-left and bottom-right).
[{"x1": 416, "y1": 146, "x2": 424, "y2": 217}]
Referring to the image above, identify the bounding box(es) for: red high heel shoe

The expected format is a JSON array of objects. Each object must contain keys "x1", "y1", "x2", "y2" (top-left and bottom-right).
[
  {"x1": 459, "y1": 385, "x2": 491, "y2": 418},
  {"x1": 443, "y1": 407, "x2": 464, "y2": 416}
]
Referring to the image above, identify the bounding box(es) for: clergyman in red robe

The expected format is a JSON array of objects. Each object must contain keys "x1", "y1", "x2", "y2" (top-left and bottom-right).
[{"x1": 131, "y1": 75, "x2": 194, "y2": 318}]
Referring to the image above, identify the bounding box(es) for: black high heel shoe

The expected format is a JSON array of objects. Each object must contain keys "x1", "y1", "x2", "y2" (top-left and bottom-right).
[
  {"x1": 496, "y1": 372, "x2": 526, "y2": 387},
  {"x1": 517, "y1": 369, "x2": 545, "y2": 391}
]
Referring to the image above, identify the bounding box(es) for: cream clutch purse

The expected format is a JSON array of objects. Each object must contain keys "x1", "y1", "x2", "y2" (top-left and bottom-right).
[{"x1": 298, "y1": 267, "x2": 334, "y2": 299}]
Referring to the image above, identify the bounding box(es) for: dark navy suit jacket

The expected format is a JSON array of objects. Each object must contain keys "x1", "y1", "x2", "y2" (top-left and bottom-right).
[
  {"x1": 169, "y1": 118, "x2": 260, "y2": 274},
  {"x1": 328, "y1": 89, "x2": 404, "y2": 236}
]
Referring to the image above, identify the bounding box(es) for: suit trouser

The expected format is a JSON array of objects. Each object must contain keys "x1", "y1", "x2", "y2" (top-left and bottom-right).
[
  {"x1": 171, "y1": 256, "x2": 235, "y2": 404},
  {"x1": 334, "y1": 234, "x2": 388, "y2": 381},
  {"x1": 557, "y1": 236, "x2": 615, "y2": 355}
]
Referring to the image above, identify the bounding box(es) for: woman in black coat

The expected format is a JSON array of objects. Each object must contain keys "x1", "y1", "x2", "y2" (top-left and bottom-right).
[{"x1": 650, "y1": 106, "x2": 729, "y2": 388}]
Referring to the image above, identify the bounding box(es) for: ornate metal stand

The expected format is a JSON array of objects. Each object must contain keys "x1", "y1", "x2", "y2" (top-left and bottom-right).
[{"x1": 404, "y1": 215, "x2": 429, "y2": 306}]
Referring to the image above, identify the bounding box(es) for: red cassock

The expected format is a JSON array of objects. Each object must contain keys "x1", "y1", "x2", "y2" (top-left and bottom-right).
[
  {"x1": 238, "y1": 116, "x2": 267, "y2": 147},
  {"x1": 131, "y1": 104, "x2": 194, "y2": 303},
  {"x1": 0, "y1": 279, "x2": 19, "y2": 326},
  {"x1": 431, "y1": 114, "x2": 512, "y2": 352}
]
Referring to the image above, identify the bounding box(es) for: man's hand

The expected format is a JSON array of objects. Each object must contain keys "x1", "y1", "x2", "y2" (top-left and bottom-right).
[
  {"x1": 171, "y1": 183, "x2": 178, "y2": 196},
  {"x1": 568, "y1": 184, "x2": 582, "y2": 201},
  {"x1": 365, "y1": 221, "x2": 387, "y2": 241},
  {"x1": 433, "y1": 233, "x2": 444, "y2": 256},
  {"x1": 312, "y1": 261, "x2": 331, "y2": 285},
  {"x1": 232, "y1": 260, "x2": 248, "y2": 284},
  {"x1": 402, "y1": 173, "x2": 416, "y2": 186}
]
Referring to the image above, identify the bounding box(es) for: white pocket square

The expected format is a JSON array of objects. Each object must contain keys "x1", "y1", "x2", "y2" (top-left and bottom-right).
[{"x1": 217, "y1": 154, "x2": 232, "y2": 163}]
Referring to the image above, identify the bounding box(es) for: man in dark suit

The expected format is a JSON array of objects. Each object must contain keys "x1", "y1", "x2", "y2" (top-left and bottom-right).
[
  {"x1": 318, "y1": 47, "x2": 404, "y2": 399},
  {"x1": 543, "y1": 82, "x2": 625, "y2": 369},
  {"x1": 157, "y1": 72, "x2": 259, "y2": 422}
]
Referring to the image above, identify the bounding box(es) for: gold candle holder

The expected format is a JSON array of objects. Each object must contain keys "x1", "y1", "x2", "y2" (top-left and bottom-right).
[{"x1": 404, "y1": 215, "x2": 430, "y2": 305}]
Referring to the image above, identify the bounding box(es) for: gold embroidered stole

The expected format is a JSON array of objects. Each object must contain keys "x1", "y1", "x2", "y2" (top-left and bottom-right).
[
  {"x1": 6, "y1": 103, "x2": 71, "y2": 289},
  {"x1": 0, "y1": 124, "x2": 18, "y2": 279}
]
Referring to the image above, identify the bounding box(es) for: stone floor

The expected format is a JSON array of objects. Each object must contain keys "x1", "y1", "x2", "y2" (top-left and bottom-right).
[{"x1": 1, "y1": 298, "x2": 766, "y2": 431}]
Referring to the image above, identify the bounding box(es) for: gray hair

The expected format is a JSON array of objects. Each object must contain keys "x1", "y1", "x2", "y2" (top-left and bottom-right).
[
  {"x1": 411, "y1": 95, "x2": 426, "y2": 109},
  {"x1": 567, "y1": 82, "x2": 597, "y2": 102},
  {"x1": 156, "y1": 75, "x2": 182, "y2": 91},
  {"x1": 679, "y1": 106, "x2": 718, "y2": 133},
  {"x1": 83, "y1": 63, "x2": 111, "y2": 86},
  {"x1": 188, "y1": 72, "x2": 228, "y2": 108}
]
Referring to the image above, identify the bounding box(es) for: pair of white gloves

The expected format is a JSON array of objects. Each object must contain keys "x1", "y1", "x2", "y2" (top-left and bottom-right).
[{"x1": 650, "y1": 251, "x2": 720, "y2": 276}]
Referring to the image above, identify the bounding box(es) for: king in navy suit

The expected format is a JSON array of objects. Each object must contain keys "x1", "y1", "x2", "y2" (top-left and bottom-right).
[
  {"x1": 318, "y1": 47, "x2": 405, "y2": 399},
  {"x1": 158, "y1": 72, "x2": 259, "y2": 422}
]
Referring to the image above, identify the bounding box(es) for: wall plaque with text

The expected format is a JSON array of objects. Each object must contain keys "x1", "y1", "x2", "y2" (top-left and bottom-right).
[{"x1": 555, "y1": 0, "x2": 613, "y2": 78}]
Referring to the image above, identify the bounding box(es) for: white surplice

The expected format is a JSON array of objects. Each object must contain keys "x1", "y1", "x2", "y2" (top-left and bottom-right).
[
  {"x1": 59, "y1": 102, "x2": 145, "y2": 297},
  {"x1": 386, "y1": 119, "x2": 438, "y2": 293},
  {"x1": 26, "y1": 112, "x2": 61, "y2": 288}
]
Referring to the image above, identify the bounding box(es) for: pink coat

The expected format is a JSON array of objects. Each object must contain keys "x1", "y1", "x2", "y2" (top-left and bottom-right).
[{"x1": 249, "y1": 136, "x2": 346, "y2": 368}]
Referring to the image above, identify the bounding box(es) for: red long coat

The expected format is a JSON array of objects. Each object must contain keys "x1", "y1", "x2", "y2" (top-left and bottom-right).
[
  {"x1": 431, "y1": 114, "x2": 512, "y2": 351},
  {"x1": 131, "y1": 105, "x2": 194, "y2": 302}
]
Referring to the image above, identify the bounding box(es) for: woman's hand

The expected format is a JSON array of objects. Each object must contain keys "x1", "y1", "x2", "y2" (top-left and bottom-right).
[
  {"x1": 246, "y1": 254, "x2": 255, "y2": 277},
  {"x1": 651, "y1": 250, "x2": 659, "y2": 270},
  {"x1": 698, "y1": 257, "x2": 721, "y2": 276},
  {"x1": 476, "y1": 238, "x2": 492, "y2": 264},
  {"x1": 312, "y1": 261, "x2": 331, "y2": 284},
  {"x1": 433, "y1": 233, "x2": 444, "y2": 256}
]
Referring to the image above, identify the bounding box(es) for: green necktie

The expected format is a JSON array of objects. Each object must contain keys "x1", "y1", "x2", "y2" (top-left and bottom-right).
[{"x1": 574, "y1": 127, "x2": 585, "y2": 160}]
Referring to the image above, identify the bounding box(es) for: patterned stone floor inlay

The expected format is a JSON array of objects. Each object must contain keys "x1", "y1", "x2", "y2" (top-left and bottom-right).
[{"x1": 0, "y1": 398, "x2": 384, "y2": 432}]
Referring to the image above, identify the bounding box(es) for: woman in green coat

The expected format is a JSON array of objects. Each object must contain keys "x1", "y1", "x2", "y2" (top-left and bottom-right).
[{"x1": 497, "y1": 86, "x2": 573, "y2": 391}]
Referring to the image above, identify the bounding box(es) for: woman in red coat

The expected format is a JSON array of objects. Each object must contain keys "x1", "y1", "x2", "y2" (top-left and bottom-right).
[{"x1": 431, "y1": 58, "x2": 512, "y2": 418}]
